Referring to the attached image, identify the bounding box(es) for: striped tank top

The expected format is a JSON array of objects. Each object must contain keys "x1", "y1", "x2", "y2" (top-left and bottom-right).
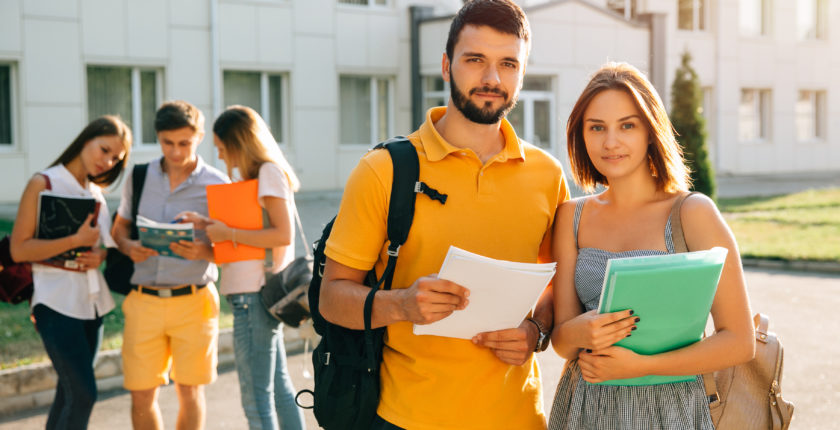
[{"x1": 548, "y1": 198, "x2": 714, "y2": 430}]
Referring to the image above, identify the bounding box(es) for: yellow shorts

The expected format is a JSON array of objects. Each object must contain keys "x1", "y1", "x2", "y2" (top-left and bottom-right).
[{"x1": 121, "y1": 283, "x2": 219, "y2": 391}]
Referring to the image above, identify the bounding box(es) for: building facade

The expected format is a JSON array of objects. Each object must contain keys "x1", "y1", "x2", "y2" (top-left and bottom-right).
[{"x1": 0, "y1": 0, "x2": 837, "y2": 203}]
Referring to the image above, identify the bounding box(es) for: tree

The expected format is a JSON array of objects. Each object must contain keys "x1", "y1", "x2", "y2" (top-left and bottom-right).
[{"x1": 671, "y1": 51, "x2": 716, "y2": 200}]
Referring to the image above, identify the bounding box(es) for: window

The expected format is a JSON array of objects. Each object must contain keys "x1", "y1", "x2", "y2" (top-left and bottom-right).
[
  {"x1": 739, "y1": 0, "x2": 770, "y2": 37},
  {"x1": 507, "y1": 76, "x2": 555, "y2": 149},
  {"x1": 797, "y1": 0, "x2": 827, "y2": 40},
  {"x1": 223, "y1": 71, "x2": 288, "y2": 144},
  {"x1": 87, "y1": 66, "x2": 161, "y2": 145},
  {"x1": 796, "y1": 90, "x2": 826, "y2": 142},
  {"x1": 739, "y1": 89, "x2": 771, "y2": 142},
  {"x1": 678, "y1": 0, "x2": 705, "y2": 31},
  {"x1": 607, "y1": 0, "x2": 637, "y2": 20},
  {"x1": 338, "y1": 0, "x2": 388, "y2": 6},
  {"x1": 0, "y1": 63, "x2": 13, "y2": 146},
  {"x1": 339, "y1": 75, "x2": 393, "y2": 146},
  {"x1": 422, "y1": 76, "x2": 448, "y2": 113}
]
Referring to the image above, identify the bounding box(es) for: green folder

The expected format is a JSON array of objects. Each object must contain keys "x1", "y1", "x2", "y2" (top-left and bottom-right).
[{"x1": 595, "y1": 247, "x2": 728, "y2": 386}]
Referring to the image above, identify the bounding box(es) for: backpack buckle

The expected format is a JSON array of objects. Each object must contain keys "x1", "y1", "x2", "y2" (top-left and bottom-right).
[{"x1": 387, "y1": 244, "x2": 400, "y2": 257}]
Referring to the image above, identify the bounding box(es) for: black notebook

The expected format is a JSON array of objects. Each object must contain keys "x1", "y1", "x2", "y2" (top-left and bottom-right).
[{"x1": 36, "y1": 191, "x2": 101, "y2": 271}]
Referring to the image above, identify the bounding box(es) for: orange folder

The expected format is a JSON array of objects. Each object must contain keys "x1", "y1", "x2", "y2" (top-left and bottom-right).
[{"x1": 206, "y1": 179, "x2": 266, "y2": 264}]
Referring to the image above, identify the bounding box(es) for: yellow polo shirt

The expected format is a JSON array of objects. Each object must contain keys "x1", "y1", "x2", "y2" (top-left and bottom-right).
[{"x1": 326, "y1": 107, "x2": 570, "y2": 430}]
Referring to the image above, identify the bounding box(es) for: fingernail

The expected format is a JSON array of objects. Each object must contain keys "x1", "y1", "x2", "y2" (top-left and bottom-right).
[
  {"x1": 629, "y1": 309, "x2": 635, "y2": 315},
  {"x1": 631, "y1": 326, "x2": 637, "y2": 331},
  {"x1": 634, "y1": 317, "x2": 640, "y2": 322},
  {"x1": 626, "y1": 333, "x2": 632, "y2": 337}
]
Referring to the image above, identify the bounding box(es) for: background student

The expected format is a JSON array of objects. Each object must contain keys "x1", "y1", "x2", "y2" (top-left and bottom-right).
[
  {"x1": 10, "y1": 116, "x2": 132, "y2": 429},
  {"x1": 112, "y1": 100, "x2": 228, "y2": 430},
  {"x1": 548, "y1": 62, "x2": 754, "y2": 429},
  {"x1": 178, "y1": 105, "x2": 305, "y2": 430}
]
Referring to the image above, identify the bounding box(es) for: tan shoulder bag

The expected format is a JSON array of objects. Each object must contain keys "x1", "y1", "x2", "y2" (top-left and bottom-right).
[{"x1": 669, "y1": 192, "x2": 795, "y2": 430}]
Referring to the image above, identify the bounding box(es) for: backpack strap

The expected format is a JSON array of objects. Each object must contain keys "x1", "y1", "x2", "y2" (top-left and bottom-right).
[
  {"x1": 668, "y1": 191, "x2": 697, "y2": 254},
  {"x1": 670, "y1": 191, "x2": 722, "y2": 403},
  {"x1": 129, "y1": 163, "x2": 149, "y2": 240}
]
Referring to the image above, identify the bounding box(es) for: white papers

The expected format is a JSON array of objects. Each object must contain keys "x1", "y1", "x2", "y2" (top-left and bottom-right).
[{"x1": 413, "y1": 246, "x2": 556, "y2": 340}]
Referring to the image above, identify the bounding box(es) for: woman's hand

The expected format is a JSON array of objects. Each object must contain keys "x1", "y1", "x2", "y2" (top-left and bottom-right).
[
  {"x1": 174, "y1": 211, "x2": 211, "y2": 230},
  {"x1": 561, "y1": 309, "x2": 638, "y2": 351},
  {"x1": 73, "y1": 213, "x2": 100, "y2": 248},
  {"x1": 578, "y1": 346, "x2": 648, "y2": 383},
  {"x1": 74, "y1": 248, "x2": 106, "y2": 270},
  {"x1": 205, "y1": 219, "x2": 232, "y2": 244}
]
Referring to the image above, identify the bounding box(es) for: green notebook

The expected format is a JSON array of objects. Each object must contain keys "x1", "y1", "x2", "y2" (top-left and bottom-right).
[{"x1": 595, "y1": 247, "x2": 728, "y2": 386}]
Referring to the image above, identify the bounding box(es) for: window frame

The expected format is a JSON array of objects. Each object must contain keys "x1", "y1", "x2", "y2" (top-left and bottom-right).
[
  {"x1": 337, "y1": 0, "x2": 391, "y2": 9},
  {"x1": 339, "y1": 74, "x2": 395, "y2": 147},
  {"x1": 86, "y1": 65, "x2": 164, "y2": 147},
  {"x1": 739, "y1": 0, "x2": 772, "y2": 38},
  {"x1": 795, "y1": 90, "x2": 827, "y2": 143},
  {"x1": 797, "y1": 0, "x2": 828, "y2": 41},
  {"x1": 677, "y1": 0, "x2": 707, "y2": 32},
  {"x1": 738, "y1": 88, "x2": 772, "y2": 144},
  {"x1": 0, "y1": 61, "x2": 18, "y2": 150},
  {"x1": 221, "y1": 70, "x2": 291, "y2": 147}
]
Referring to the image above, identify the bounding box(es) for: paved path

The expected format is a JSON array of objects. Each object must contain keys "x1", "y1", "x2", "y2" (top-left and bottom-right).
[{"x1": 1, "y1": 267, "x2": 836, "y2": 429}]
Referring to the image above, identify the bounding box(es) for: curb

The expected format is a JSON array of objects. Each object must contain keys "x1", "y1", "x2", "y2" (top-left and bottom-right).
[
  {"x1": 0, "y1": 325, "x2": 318, "y2": 418},
  {"x1": 742, "y1": 258, "x2": 840, "y2": 274}
]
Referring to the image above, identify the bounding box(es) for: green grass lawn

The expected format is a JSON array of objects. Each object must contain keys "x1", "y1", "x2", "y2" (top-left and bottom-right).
[
  {"x1": 0, "y1": 294, "x2": 233, "y2": 369},
  {"x1": 719, "y1": 188, "x2": 840, "y2": 262}
]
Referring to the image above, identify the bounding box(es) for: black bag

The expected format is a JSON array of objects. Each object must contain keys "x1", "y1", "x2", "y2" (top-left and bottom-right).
[
  {"x1": 0, "y1": 235, "x2": 33, "y2": 304},
  {"x1": 295, "y1": 138, "x2": 447, "y2": 430},
  {"x1": 0, "y1": 173, "x2": 51, "y2": 304},
  {"x1": 260, "y1": 205, "x2": 314, "y2": 328},
  {"x1": 103, "y1": 163, "x2": 148, "y2": 295}
]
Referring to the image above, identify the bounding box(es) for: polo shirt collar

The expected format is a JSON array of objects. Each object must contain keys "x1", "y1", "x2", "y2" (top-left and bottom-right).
[{"x1": 419, "y1": 107, "x2": 526, "y2": 163}]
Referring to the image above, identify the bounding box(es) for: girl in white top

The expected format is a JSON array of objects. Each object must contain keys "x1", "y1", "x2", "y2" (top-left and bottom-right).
[
  {"x1": 179, "y1": 105, "x2": 305, "y2": 430},
  {"x1": 10, "y1": 115, "x2": 132, "y2": 429}
]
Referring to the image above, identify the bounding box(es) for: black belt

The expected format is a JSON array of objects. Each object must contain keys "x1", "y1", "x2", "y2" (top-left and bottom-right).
[{"x1": 133, "y1": 284, "x2": 207, "y2": 298}]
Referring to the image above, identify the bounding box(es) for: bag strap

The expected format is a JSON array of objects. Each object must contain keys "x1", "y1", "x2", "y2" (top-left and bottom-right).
[
  {"x1": 667, "y1": 192, "x2": 722, "y2": 400},
  {"x1": 129, "y1": 163, "x2": 149, "y2": 240},
  {"x1": 362, "y1": 137, "x2": 446, "y2": 372},
  {"x1": 668, "y1": 191, "x2": 696, "y2": 254},
  {"x1": 291, "y1": 202, "x2": 311, "y2": 258}
]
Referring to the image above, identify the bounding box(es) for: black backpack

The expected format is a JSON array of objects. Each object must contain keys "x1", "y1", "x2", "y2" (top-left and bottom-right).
[
  {"x1": 296, "y1": 138, "x2": 446, "y2": 430},
  {"x1": 103, "y1": 163, "x2": 148, "y2": 295}
]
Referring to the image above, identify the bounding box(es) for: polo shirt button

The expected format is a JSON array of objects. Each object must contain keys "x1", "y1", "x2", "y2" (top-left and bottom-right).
[{"x1": 243, "y1": 304, "x2": 248, "y2": 309}]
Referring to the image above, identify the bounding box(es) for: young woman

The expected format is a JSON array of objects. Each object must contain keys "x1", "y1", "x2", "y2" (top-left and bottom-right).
[
  {"x1": 179, "y1": 105, "x2": 305, "y2": 430},
  {"x1": 548, "y1": 63, "x2": 755, "y2": 429},
  {"x1": 10, "y1": 116, "x2": 132, "y2": 429}
]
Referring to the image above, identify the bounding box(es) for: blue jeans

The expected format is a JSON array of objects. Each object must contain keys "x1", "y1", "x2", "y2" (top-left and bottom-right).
[
  {"x1": 33, "y1": 304, "x2": 103, "y2": 430},
  {"x1": 228, "y1": 293, "x2": 305, "y2": 430}
]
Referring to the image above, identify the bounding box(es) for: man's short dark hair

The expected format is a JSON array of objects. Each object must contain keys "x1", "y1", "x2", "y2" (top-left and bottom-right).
[
  {"x1": 154, "y1": 100, "x2": 205, "y2": 133},
  {"x1": 445, "y1": 0, "x2": 530, "y2": 61}
]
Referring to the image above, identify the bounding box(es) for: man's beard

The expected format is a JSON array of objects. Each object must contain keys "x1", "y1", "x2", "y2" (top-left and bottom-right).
[{"x1": 449, "y1": 70, "x2": 517, "y2": 125}]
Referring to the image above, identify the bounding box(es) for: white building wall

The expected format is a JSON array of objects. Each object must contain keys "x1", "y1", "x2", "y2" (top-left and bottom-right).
[{"x1": 0, "y1": 0, "x2": 838, "y2": 204}]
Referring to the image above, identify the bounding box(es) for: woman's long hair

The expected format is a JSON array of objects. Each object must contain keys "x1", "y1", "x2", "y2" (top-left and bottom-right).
[
  {"x1": 213, "y1": 105, "x2": 300, "y2": 191},
  {"x1": 50, "y1": 115, "x2": 133, "y2": 187}
]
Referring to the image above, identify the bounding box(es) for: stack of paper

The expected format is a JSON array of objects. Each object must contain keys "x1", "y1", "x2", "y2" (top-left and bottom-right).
[
  {"x1": 413, "y1": 246, "x2": 555, "y2": 340},
  {"x1": 596, "y1": 247, "x2": 728, "y2": 386},
  {"x1": 136, "y1": 215, "x2": 194, "y2": 259}
]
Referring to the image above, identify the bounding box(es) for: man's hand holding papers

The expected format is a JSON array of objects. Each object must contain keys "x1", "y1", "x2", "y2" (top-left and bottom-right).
[
  {"x1": 413, "y1": 246, "x2": 556, "y2": 364},
  {"x1": 397, "y1": 275, "x2": 470, "y2": 325}
]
